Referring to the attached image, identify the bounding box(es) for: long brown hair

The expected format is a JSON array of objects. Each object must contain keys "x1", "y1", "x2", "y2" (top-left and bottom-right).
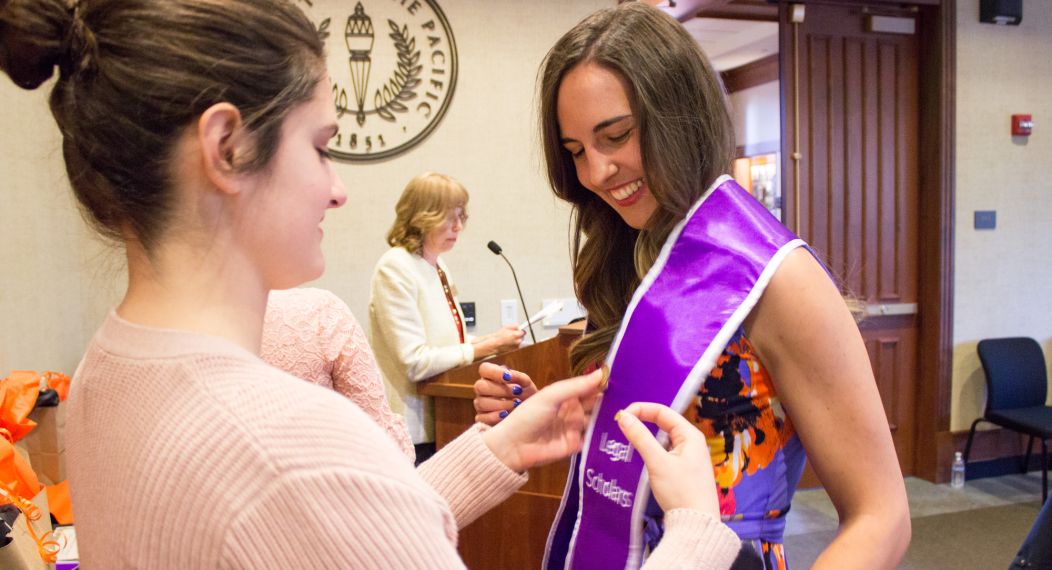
[
  {"x1": 0, "y1": 0, "x2": 324, "y2": 251},
  {"x1": 539, "y1": 3, "x2": 735, "y2": 373}
]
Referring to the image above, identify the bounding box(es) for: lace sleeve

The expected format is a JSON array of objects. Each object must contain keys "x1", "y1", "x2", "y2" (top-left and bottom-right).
[
  {"x1": 261, "y1": 289, "x2": 337, "y2": 390},
  {"x1": 263, "y1": 288, "x2": 415, "y2": 461},
  {"x1": 331, "y1": 313, "x2": 416, "y2": 460}
]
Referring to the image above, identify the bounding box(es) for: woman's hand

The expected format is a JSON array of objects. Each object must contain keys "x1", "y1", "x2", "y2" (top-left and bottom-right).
[
  {"x1": 616, "y1": 402, "x2": 720, "y2": 516},
  {"x1": 471, "y1": 325, "x2": 526, "y2": 358},
  {"x1": 480, "y1": 369, "x2": 603, "y2": 472},
  {"x1": 473, "y1": 362, "x2": 539, "y2": 425}
]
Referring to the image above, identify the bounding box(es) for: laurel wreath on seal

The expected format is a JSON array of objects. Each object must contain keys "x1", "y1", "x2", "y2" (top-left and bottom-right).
[
  {"x1": 315, "y1": 17, "x2": 330, "y2": 41},
  {"x1": 374, "y1": 20, "x2": 422, "y2": 122}
]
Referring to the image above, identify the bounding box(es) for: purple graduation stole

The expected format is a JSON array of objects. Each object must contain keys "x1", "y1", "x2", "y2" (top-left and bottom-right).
[{"x1": 544, "y1": 176, "x2": 805, "y2": 569}]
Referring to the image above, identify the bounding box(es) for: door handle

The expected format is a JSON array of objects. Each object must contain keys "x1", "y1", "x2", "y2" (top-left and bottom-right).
[{"x1": 863, "y1": 303, "x2": 917, "y2": 317}]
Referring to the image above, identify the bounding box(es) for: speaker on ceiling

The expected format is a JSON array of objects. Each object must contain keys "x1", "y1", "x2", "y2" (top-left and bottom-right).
[{"x1": 980, "y1": 0, "x2": 1022, "y2": 26}]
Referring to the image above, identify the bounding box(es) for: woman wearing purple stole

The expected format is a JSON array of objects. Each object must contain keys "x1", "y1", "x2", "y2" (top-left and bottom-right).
[{"x1": 475, "y1": 4, "x2": 910, "y2": 569}]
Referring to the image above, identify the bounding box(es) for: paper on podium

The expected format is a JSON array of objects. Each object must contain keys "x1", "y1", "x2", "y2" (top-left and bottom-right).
[{"x1": 519, "y1": 301, "x2": 564, "y2": 331}]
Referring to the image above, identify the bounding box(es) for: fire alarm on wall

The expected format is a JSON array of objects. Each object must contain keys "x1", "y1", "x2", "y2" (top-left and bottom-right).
[{"x1": 1012, "y1": 114, "x2": 1033, "y2": 136}]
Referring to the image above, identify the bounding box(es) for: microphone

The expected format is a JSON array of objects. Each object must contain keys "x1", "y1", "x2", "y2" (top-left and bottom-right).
[{"x1": 487, "y1": 240, "x2": 537, "y2": 344}]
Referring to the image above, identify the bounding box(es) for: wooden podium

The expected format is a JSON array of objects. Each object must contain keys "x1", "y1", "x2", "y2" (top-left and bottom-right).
[{"x1": 418, "y1": 321, "x2": 584, "y2": 569}]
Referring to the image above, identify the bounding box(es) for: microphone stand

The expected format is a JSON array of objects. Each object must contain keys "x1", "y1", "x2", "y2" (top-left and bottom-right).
[{"x1": 489, "y1": 243, "x2": 537, "y2": 344}]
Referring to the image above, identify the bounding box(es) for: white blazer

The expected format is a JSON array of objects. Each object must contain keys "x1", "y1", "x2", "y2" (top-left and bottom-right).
[{"x1": 369, "y1": 247, "x2": 473, "y2": 444}]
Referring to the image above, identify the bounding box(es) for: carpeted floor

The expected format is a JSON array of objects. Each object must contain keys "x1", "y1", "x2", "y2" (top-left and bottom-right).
[{"x1": 784, "y1": 501, "x2": 1043, "y2": 569}]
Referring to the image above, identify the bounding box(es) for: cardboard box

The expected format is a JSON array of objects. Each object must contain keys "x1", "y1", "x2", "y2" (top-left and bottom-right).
[
  {"x1": 22, "y1": 404, "x2": 65, "y2": 454},
  {"x1": 20, "y1": 404, "x2": 65, "y2": 486},
  {"x1": 0, "y1": 489, "x2": 53, "y2": 570}
]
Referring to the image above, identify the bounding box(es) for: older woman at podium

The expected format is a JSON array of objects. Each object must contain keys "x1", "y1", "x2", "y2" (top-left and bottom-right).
[{"x1": 370, "y1": 172, "x2": 525, "y2": 463}]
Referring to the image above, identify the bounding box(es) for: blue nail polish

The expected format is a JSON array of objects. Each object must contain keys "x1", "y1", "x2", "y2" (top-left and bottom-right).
[
  {"x1": 499, "y1": 410, "x2": 509, "y2": 419},
  {"x1": 513, "y1": 399, "x2": 521, "y2": 407},
  {"x1": 512, "y1": 385, "x2": 523, "y2": 396},
  {"x1": 502, "y1": 370, "x2": 512, "y2": 382}
]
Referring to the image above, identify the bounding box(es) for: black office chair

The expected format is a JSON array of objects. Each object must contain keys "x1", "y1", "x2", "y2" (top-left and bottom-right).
[{"x1": 963, "y1": 337, "x2": 1052, "y2": 502}]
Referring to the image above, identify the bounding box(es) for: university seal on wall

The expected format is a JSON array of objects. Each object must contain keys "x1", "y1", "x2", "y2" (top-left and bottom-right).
[{"x1": 299, "y1": 0, "x2": 458, "y2": 161}]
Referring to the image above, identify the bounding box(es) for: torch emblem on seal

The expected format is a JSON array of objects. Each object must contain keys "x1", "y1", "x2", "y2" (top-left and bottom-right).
[{"x1": 345, "y1": 3, "x2": 374, "y2": 127}]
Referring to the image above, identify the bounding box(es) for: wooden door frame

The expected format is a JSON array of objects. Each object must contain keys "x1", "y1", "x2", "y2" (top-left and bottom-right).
[
  {"x1": 776, "y1": 0, "x2": 955, "y2": 482},
  {"x1": 916, "y1": 0, "x2": 956, "y2": 483}
]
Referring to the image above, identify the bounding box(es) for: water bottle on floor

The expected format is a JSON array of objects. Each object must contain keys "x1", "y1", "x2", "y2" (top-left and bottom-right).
[{"x1": 951, "y1": 451, "x2": 966, "y2": 489}]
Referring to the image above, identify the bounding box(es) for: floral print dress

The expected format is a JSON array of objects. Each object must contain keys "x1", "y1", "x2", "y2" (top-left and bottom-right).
[{"x1": 644, "y1": 326, "x2": 805, "y2": 570}]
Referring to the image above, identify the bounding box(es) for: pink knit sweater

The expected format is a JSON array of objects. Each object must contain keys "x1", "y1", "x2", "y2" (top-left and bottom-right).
[
  {"x1": 261, "y1": 287, "x2": 414, "y2": 459},
  {"x1": 66, "y1": 312, "x2": 740, "y2": 569}
]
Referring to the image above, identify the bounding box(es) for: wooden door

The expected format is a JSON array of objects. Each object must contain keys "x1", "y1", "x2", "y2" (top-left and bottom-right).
[{"x1": 781, "y1": 1, "x2": 921, "y2": 477}]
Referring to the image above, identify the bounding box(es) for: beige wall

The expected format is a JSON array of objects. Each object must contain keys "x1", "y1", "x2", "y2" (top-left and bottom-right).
[
  {"x1": 727, "y1": 80, "x2": 780, "y2": 150},
  {"x1": 310, "y1": 0, "x2": 607, "y2": 338},
  {"x1": 0, "y1": 82, "x2": 122, "y2": 374},
  {"x1": 952, "y1": 0, "x2": 1052, "y2": 430},
  {"x1": 0, "y1": 0, "x2": 608, "y2": 375}
]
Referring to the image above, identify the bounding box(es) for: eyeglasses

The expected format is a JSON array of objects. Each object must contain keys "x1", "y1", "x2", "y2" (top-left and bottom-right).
[{"x1": 448, "y1": 209, "x2": 468, "y2": 225}]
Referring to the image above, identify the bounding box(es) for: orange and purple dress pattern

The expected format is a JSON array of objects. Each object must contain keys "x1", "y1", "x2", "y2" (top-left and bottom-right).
[{"x1": 670, "y1": 327, "x2": 806, "y2": 569}]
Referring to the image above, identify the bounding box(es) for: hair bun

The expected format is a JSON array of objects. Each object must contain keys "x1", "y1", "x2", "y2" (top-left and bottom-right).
[{"x1": 0, "y1": 0, "x2": 76, "y2": 90}]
